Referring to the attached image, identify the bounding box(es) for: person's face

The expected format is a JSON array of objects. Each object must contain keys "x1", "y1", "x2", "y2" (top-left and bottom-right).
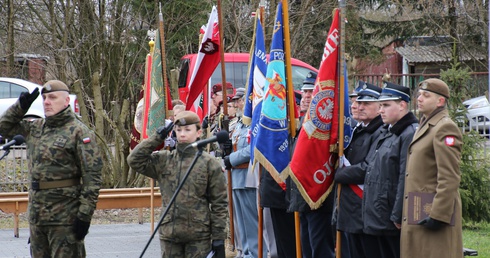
[
  {"x1": 357, "y1": 101, "x2": 380, "y2": 123},
  {"x1": 379, "y1": 100, "x2": 405, "y2": 125},
  {"x1": 301, "y1": 89, "x2": 313, "y2": 107},
  {"x1": 42, "y1": 91, "x2": 70, "y2": 117},
  {"x1": 212, "y1": 91, "x2": 223, "y2": 106},
  {"x1": 175, "y1": 124, "x2": 202, "y2": 143},
  {"x1": 235, "y1": 97, "x2": 245, "y2": 110},
  {"x1": 350, "y1": 96, "x2": 359, "y2": 120},
  {"x1": 227, "y1": 102, "x2": 237, "y2": 117},
  {"x1": 300, "y1": 98, "x2": 308, "y2": 112},
  {"x1": 417, "y1": 89, "x2": 444, "y2": 116}
]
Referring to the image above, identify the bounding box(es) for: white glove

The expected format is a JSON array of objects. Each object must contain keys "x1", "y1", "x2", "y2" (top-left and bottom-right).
[{"x1": 164, "y1": 137, "x2": 176, "y2": 148}]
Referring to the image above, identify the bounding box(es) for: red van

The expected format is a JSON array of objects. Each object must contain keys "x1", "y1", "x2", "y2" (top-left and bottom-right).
[{"x1": 177, "y1": 53, "x2": 318, "y2": 104}]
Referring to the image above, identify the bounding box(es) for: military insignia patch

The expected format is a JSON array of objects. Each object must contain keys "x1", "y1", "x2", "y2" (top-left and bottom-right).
[
  {"x1": 445, "y1": 136, "x2": 455, "y2": 146},
  {"x1": 54, "y1": 136, "x2": 67, "y2": 147},
  {"x1": 83, "y1": 137, "x2": 91, "y2": 144}
]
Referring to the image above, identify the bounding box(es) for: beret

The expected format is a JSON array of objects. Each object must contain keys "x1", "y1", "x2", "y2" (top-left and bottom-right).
[
  {"x1": 42, "y1": 80, "x2": 69, "y2": 94},
  {"x1": 212, "y1": 82, "x2": 234, "y2": 94},
  {"x1": 174, "y1": 111, "x2": 201, "y2": 128},
  {"x1": 418, "y1": 78, "x2": 450, "y2": 99}
]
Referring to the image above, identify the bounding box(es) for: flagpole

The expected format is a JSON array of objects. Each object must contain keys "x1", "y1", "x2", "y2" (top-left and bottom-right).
[
  {"x1": 158, "y1": 3, "x2": 170, "y2": 117},
  {"x1": 257, "y1": 3, "x2": 266, "y2": 257},
  {"x1": 143, "y1": 35, "x2": 156, "y2": 234},
  {"x1": 281, "y1": 1, "x2": 301, "y2": 257},
  {"x1": 217, "y1": 0, "x2": 236, "y2": 252},
  {"x1": 336, "y1": 1, "x2": 347, "y2": 257},
  {"x1": 282, "y1": 0, "x2": 296, "y2": 138}
]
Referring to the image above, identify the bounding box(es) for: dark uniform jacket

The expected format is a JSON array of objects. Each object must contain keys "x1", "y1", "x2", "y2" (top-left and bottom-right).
[
  {"x1": 334, "y1": 115, "x2": 383, "y2": 233},
  {"x1": 400, "y1": 109, "x2": 463, "y2": 258},
  {"x1": 0, "y1": 103, "x2": 102, "y2": 225},
  {"x1": 363, "y1": 112, "x2": 418, "y2": 236},
  {"x1": 127, "y1": 134, "x2": 228, "y2": 242}
]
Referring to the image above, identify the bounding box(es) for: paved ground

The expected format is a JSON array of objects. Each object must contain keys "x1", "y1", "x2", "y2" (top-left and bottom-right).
[{"x1": 0, "y1": 223, "x2": 161, "y2": 258}]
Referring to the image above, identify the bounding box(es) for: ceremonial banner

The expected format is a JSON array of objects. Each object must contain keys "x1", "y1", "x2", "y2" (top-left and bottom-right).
[
  {"x1": 243, "y1": 13, "x2": 267, "y2": 163},
  {"x1": 144, "y1": 28, "x2": 168, "y2": 137},
  {"x1": 290, "y1": 9, "x2": 341, "y2": 209},
  {"x1": 185, "y1": 6, "x2": 220, "y2": 112},
  {"x1": 254, "y1": 2, "x2": 290, "y2": 184}
]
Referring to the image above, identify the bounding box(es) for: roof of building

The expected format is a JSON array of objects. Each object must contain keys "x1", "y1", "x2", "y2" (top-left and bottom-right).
[{"x1": 396, "y1": 45, "x2": 486, "y2": 64}]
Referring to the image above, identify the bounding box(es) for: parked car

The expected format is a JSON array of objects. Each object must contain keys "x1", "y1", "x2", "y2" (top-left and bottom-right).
[
  {"x1": 463, "y1": 95, "x2": 490, "y2": 132},
  {"x1": 177, "y1": 52, "x2": 318, "y2": 119},
  {"x1": 0, "y1": 77, "x2": 79, "y2": 119}
]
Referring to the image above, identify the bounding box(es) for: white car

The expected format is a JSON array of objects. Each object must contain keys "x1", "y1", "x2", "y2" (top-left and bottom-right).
[
  {"x1": 463, "y1": 95, "x2": 490, "y2": 132},
  {"x1": 0, "y1": 77, "x2": 79, "y2": 119}
]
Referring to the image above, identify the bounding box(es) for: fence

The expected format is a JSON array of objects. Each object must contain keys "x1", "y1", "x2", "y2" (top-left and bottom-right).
[{"x1": 0, "y1": 146, "x2": 29, "y2": 192}]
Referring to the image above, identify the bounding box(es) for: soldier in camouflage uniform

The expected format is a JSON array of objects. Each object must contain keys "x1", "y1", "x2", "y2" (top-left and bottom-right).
[
  {"x1": 0, "y1": 80, "x2": 103, "y2": 258},
  {"x1": 127, "y1": 111, "x2": 228, "y2": 258}
]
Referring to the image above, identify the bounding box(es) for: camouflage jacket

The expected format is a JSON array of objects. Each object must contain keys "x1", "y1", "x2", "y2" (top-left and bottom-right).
[
  {"x1": 127, "y1": 134, "x2": 228, "y2": 242},
  {"x1": 0, "y1": 102, "x2": 103, "y2": 225}
]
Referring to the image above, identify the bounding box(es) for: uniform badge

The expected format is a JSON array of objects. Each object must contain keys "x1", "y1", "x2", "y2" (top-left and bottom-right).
[
  {"x1": 445, "y1": 136, "x2": 455, "y2": 146},
  {"x1": 83, "y1": 137, "x2": 91, "y2": 144},
  {"x1": 54, "y1": 136, "x2": 67, "y2": 147}
]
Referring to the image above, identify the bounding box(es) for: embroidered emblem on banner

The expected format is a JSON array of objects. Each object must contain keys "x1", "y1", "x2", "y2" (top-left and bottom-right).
[{"x1": 302, "y1": 82, "x2": 335, "y2": 140}]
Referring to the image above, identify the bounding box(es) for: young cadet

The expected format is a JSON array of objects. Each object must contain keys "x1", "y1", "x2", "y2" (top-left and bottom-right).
[
  {"x1": 401, "y1": 78, "x2": 463, "y2": 258},
  {"x1": 127, "y1": 111, "x2": 228, "y2": 258},
  {"x1": 362, "y1": 82, "x2": 418, "y2": 258},
  {"x1": 334, "y1": 82, "x2": 383, "y2": 258}
]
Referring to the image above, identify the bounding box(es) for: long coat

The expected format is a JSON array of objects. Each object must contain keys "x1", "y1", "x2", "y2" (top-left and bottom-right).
[{"x1": 400, "y1": 109, "x2": 463, "y2": 258}]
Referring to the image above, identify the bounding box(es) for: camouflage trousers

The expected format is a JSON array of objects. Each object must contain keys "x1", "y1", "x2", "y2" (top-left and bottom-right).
[
  {"x1": 160, "y1": 238, "x2": 211, "y2": 258},
  {"x1": 30, "y1": 224, "x2": 86, "y2": 258}
]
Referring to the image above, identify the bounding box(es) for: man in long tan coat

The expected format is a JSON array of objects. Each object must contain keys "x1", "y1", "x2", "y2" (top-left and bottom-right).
[{"x1": 400, "y1": 78, "x2": 463, "y2": 258}]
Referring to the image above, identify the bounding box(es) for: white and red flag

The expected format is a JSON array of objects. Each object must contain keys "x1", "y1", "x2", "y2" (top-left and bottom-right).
[
  {"x1": 185, "y1": 6, "x2": 220, "y2": 118},
  {"x1": 289, "y1": 9, "x2": 341, "y2": 209}
]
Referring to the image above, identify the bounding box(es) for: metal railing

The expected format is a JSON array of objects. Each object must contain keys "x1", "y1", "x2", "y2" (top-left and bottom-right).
[{"x1": 0, "y1": 146, "x2": 29, "y2": 192}]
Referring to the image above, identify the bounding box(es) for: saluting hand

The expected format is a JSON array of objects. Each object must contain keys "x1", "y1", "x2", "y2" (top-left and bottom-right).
[{"x1": 19, "y1": 88, "x2": 40, "y2": 111}]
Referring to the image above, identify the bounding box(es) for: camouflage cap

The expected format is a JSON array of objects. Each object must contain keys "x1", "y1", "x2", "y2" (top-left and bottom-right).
[
  {"x1": 42, "y1": 80, "x2": 70, "y2": 94},
  {"x1": 417, "y1": 78, "x2": 450, "y2": 99},
  {"x1": 174, "y1": 111, "x2": 201, "y2": 128}
]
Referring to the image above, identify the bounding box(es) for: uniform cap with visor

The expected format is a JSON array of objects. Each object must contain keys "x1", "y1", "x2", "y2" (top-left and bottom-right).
[
  {"x1": 356, "y1": 83, "x2": 382, "y2": 102},
  {"x1": 301, "y1": 72, "x2": 317, "y2": 91},
  {"x1": 349, "y1": 80, "x2": 366, "y2": 97},
  {"x1": 379, "y1": 81, "x2": 411, "y2": 102},
  {"x1": 232, "y1": 87, "x2": 246, "y2": 100}
]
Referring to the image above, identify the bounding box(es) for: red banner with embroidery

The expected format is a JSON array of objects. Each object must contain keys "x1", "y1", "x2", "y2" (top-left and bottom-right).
[{"x1": 289, "y1": 9, "x2": 340, "y2": 209}]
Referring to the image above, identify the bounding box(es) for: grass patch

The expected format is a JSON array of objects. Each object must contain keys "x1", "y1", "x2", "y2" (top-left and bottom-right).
[{"x1": 463, "y1": 222, "x2": 490, "y2": 257}]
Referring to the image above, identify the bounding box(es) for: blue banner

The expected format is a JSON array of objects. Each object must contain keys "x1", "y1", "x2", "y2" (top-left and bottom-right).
[
  {"x1": 254, "y1": 2, "x2": 290, "y2": 182},
  {"x1": 244, "y1": 15, "x2": 267, "y2": 162}
]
